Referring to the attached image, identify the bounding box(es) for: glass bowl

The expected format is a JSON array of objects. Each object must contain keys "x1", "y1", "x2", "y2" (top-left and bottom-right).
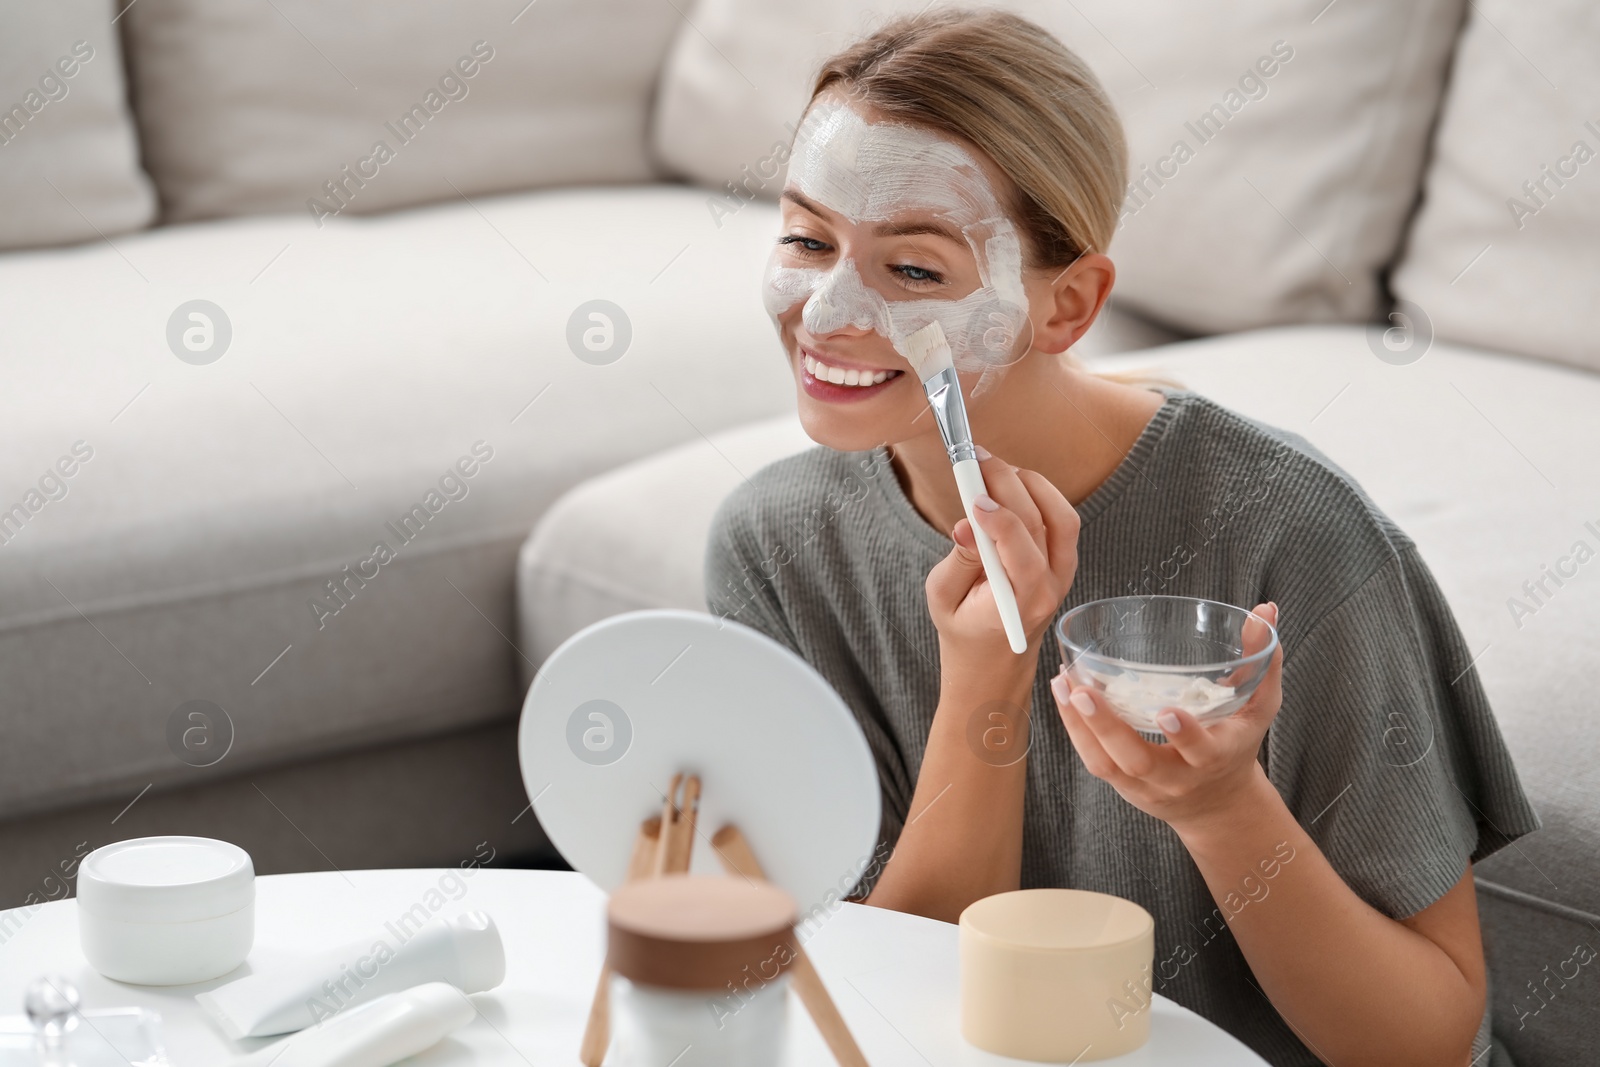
[{"x1": 1054, "y1": 596, "x2": 1278, "y2": 732}]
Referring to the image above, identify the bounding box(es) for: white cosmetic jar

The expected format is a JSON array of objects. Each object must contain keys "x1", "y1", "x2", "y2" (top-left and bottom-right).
[{"x1": 77, "y1": 836, "x2": 255, "y2": 985}]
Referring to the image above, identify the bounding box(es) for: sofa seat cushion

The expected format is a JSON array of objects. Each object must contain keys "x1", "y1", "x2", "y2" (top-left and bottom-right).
[
  {"x1": 517, "y1": 324, "x2": 1600, "y2": 1049},
  {"x1": 0, "y1": 184, "x2": 795, "y2": 820}
]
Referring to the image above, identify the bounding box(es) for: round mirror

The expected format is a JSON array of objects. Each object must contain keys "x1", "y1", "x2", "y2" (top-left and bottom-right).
[{"x1": 518, "y1": 610, "x2": 882, "y2": 918}]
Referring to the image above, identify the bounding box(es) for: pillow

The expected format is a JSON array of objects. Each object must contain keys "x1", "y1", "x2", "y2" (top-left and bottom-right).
[
  {"x1": 121, "y1": 0, "x2": 682, "y2": 223},
  {"x1": 651, "y1": 0, "x2": 1466, "y2": 335},
  {"x1": 1392, "y1": 0, "x2": 1599, "y2": 373},
  {"x1": 0, "y1": 0, "x2": 155, "y2": 250}
]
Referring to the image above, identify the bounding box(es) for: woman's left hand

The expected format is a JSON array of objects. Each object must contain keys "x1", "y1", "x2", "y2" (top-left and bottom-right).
[{"x1": 1050, "y1": 602, "x2": 1283, "y2": 837}]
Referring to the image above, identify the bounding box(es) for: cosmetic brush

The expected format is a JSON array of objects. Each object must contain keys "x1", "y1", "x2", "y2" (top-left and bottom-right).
[{"x1": 902, "y1": 321, "x2": 1028, "y2": 654}]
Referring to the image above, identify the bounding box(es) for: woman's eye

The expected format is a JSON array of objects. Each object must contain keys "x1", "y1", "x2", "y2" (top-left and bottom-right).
[
  {"x1": 891, "y1": 263, "x2": 944, "y2": 287},
  {"x1": 778, "y1": 234, "x2": 830, "y2": 256}
]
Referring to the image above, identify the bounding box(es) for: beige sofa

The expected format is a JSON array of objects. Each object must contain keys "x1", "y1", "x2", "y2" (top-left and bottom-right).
[{"x1": 1, "y1": 0, "x2": 1594, "y2": 1061}]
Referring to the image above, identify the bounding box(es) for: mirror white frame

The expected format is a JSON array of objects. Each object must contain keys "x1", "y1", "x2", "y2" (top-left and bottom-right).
[{"x1": 518, "y1": 609, "x2": 882, "y2": 918}]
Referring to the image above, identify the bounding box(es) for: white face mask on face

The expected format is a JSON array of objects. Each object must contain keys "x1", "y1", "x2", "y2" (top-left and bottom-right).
[{"x1": 762, "y1": 97, "x2": 1032, "y2": 400}]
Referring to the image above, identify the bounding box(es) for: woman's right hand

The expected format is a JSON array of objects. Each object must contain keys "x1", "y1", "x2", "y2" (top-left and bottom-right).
[{"x1": 925, "y1": 447, "x2": 1081, "y2": 678}]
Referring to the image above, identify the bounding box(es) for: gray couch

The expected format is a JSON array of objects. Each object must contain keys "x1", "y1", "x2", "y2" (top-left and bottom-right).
[{"x1": 2, "y1": 0, "x2": 1594, "y2": 1062}]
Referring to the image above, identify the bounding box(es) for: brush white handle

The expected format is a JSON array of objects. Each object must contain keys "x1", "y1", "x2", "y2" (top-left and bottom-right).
[{"x1": 952, "y1": 458, "x2": 1028, "y2": 654}]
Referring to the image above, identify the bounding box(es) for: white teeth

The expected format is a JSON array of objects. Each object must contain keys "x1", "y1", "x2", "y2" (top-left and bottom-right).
[{"x1": 804, "y1": 353, "x2": 897, "y2": 387}]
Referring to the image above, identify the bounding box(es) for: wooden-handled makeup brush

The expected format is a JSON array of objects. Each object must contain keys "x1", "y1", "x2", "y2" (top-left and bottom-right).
[{"x1": 902, "y1": 321, "x2": 1028, "y2": 654}]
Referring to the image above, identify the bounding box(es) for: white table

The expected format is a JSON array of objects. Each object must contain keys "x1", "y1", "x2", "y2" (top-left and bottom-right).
[{"x1": 0, "y1": 869, "x2": 1269, "y2": 1065}]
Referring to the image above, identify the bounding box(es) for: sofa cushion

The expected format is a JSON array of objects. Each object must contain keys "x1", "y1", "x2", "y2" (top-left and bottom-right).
[
  {"x1": 0, "y1": 185, "x2": 794, "y2": 820},
  {"x1": 517, "y1": 325, "x2": 1599, "y2": 1059},
  {"x1": 651, "y1": 0, "x2": 1465, "y2": 334},
  {"x1": 1392, "y1": 0, "x2": 1599, "y2": 375},
  {"x1": 120, "y1": 0, "x2": 682, "y2": 223},
  {"x1": 0, "y1": 0, "x2": 155, "y2": 250}
]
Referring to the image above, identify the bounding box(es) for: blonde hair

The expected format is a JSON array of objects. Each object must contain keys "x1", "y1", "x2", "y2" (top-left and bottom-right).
[{"x1": 812, "y1": 9, "x2": 1177, "y2": 385}]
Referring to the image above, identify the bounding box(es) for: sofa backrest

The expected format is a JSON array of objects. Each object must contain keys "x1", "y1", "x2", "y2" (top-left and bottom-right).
[
  {"x1": 117, "y1": 0, "x2": 684, "y2": 225},
  {"x1": 0, "y1": 0, "x2": 155, "y2": 251},
  {"x1": 6, "y1": 0, "x2": 1594, "y2": 381},
  {"x1": 1392, "y1": 0, "x2": 1599, "y2": 376},
  {"x1": 650, "y1": 0, "x2": 1468, "y2": 337}
]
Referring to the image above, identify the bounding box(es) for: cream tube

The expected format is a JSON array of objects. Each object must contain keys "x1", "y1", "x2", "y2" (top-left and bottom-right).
[
  {"x1": 231, "y1": 982, "x2": 475, "y2": 1067},
  {"x1": 197, "y1": 911, "x2": 504, "y2": 1039}
]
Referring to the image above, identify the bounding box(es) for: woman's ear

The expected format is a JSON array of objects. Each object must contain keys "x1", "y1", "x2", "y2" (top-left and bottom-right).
[{"x1": 1029, "y1": 252, "x2": 1116, "y2": 355}]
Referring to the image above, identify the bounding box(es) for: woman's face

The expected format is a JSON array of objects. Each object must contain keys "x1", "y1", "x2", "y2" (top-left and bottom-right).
[{"x1": 764, "y1": 90, "x2": 1038, "y2": 451}]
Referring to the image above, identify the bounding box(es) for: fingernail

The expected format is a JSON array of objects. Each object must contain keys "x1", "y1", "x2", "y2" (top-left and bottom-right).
[
  {"x1": 974, "y1": 493, "x2": 999, "y2": 512},
  {"x1": 1070, "y1": 691, "x2": 1096, "y2": 718},
  {"x1": 974, "y1": 444, "x2": 992, "y2": 460},
  {"x1": 1157, "y1": 710, "x2": 1181, "y2": 734},
  {"x1": 1050, "y1": 672, "x2": 1070, "y2": 704}
]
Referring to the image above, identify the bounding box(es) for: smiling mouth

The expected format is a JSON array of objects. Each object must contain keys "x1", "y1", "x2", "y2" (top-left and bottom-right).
[{"x1": 801, "y1": 351, "x2": 905, "y2": 387}]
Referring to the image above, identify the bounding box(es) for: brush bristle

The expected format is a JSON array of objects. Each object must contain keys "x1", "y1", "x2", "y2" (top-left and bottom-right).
[{"x1": 901, "y1": 321, "x2": 953, "y2": 378}]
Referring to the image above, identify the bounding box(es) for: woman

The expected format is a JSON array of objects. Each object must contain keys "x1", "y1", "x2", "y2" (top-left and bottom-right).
[{"x1": 704, "y1": 10, "x2": 1539, "y2": 1065}]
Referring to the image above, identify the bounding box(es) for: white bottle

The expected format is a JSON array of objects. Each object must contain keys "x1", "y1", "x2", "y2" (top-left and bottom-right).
[
  {"x1": 232, "y1": 982, "x2": 475, "y2": 1067},
  {"x1": 197, "y1": 912, "x2": 504, "y2": 1039}
]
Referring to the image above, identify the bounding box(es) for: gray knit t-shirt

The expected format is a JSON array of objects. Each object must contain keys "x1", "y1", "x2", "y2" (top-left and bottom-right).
[{"x1": 702, "y1": 388, "x2": 1539, "y2": 1065}]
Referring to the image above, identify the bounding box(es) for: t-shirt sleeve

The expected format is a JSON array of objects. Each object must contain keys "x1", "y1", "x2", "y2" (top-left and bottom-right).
[
  {"x1": 1266, "y1": 542, "x2": 1542, "y2": 919},
  {"x1": 703, "y1": 492, "x2": 804, "y2": 653}
]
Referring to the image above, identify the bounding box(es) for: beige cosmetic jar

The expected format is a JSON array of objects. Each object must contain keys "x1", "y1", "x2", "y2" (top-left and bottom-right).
[{"x1": 960, "y1": 888, "x2": 1154, "y2": 1062}]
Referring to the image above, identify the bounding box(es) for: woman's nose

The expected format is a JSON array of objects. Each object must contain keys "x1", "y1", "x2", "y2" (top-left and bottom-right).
[{"x1": 802, "y1": 258, "x2": 888, "y2": 338}]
